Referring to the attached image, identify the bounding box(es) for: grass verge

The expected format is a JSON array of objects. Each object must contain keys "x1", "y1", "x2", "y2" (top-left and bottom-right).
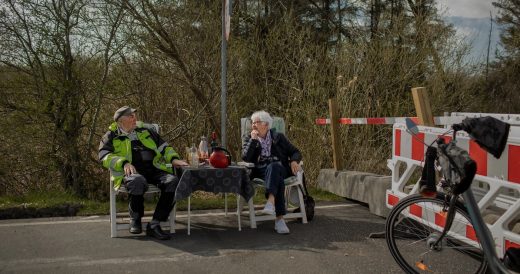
[{"x1": 0, "y1": 187, "x2": 344, "y2": 219}]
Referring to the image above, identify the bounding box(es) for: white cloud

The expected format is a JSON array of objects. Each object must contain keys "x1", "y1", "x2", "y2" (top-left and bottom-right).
[{"x1": 437, "y1": 0, "x2": 497, "y2": 18}]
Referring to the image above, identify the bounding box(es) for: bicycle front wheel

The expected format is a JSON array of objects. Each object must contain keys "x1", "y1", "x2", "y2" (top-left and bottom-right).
[{"x1": 386, "y1": 194, "x2": 487, "y2": 274}]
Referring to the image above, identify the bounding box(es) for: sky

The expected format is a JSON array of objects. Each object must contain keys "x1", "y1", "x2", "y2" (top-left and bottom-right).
[
  {"x1": 438, "y1": 0, "x2": 497, "y2": 18},
  {"x1": 437, "y1": 0, "x2": 501, "y2": 62}
]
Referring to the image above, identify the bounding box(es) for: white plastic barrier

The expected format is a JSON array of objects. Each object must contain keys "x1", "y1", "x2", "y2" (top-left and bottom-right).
[{"x1": 386, "y1": 115, "x2": 520, "y2": 258}]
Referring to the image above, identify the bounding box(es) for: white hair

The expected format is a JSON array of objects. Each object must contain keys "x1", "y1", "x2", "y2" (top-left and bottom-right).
[{"x1": 251, "y1": 110, "x2": 273, "y2": 127}]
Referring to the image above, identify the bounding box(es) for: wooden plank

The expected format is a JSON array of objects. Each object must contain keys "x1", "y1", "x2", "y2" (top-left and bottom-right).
[
  {"x1": 411, "y1": 87, "x2": 435, "y2": 126},
  {"x1": 329, "y1": 98, "x2": 343, "y2": 171}
]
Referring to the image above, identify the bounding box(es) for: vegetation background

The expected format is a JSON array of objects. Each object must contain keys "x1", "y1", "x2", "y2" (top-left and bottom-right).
[{"x1": 0, "y1": 0, "x2": 519, "y2": 205}]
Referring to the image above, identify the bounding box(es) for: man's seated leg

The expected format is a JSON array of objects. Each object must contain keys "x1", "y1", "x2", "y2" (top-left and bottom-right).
[
  {"x1": 146, "y1": 172, "x2": 178, "y2": 240},
  {"x1": 124, "y1": 174, "x2": 148, "y2": 234}
]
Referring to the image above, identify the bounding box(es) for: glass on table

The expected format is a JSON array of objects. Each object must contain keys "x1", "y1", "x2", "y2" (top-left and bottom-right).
[
  {"x1": 185, "y1": 147, "x2": 191, "y2": 164},
  {"x1": 189, "y1": 144, "x2": 199, "y2": 167}
]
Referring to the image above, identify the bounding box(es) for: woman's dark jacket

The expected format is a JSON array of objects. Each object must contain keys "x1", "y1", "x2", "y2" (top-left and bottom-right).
[{"x1": 242, "y1": 129, "x2": 302, "y2": 178}]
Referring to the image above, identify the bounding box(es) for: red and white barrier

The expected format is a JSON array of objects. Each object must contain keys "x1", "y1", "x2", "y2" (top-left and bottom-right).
[
  {"x1": 386, "y1": 120, "x2": 520, "y2": 258},
  {"x1": 316, "y1": 117, "x2": 419, "y2": 125},
  {"x1": 315, "y1": 114, "x2": 520, "y2": 126}
]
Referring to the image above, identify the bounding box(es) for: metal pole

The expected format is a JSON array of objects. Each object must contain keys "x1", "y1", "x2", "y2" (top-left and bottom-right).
[{"x1": 220, "y1": 0, "x2": 228, "y2": 148}]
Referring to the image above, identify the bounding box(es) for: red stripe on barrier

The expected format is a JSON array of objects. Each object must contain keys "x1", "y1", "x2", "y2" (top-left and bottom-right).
[
  {"x1": 388, "y1": 194, "x2": 399, "y2": 206},
  {"x1": 509, "y1": 145, "x2": 520, "y2": 184},
  {"x1": 412, "y1": 132, "x2": 425, "y2": 161},
  {"x1": 466, "y1": 225, "x2": 477, "y2": 241},
  {"x1": 410, "y1": 117, "x2": 419, "y2": 124},
  {"x1": 367, "y1": 118, "x2": 386, "y2": 124},
  {"x1": 505, "y1": 239, "x2": 520, "y2": 251},
  {"x1": 395, "y1": 129, "x2": 401, "y2": 156},
  {"x1": 315, "y1": 118, "x2": 328, "y2": 125},
  {"x1": 339, "y1": 118, "x2": 352, "y2": 124},
  {"x1": 470, "y1": 140, "x2": 488, "y2": 176},
  {"x1": 410, "y1": 204, "x2": 422, "y2": 218},
  {"x1": 435, "y1": 212, "x2": 446, "y2": 228}
]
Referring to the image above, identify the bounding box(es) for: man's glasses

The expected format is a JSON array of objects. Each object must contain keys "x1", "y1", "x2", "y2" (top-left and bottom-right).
[{"x1": 252, "y1": 120, "x2": 264, "y2": 125}]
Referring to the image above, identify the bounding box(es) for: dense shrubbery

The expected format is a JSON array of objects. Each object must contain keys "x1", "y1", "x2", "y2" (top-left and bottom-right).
[{"x1": 0, "y1": 0, "x2": 518, "y2": 200}]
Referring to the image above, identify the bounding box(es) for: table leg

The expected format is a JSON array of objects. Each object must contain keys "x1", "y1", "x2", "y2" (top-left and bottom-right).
[
  {"x1": 248, "y1": 197, "x2": 257, "y2": 229},
  {"x1": 237, "y1": 195, "x2": 241, "y2": 231},
  {"x1": 188, "y1": 195, "x2": 191, "y2": 235},
  {"x1": 225, "y1": 193, "x2": 228, "y2": 216}
]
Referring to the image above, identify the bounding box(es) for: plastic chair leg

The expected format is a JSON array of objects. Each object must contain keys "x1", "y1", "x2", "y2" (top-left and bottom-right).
[
  {"x1": 248, "y1": 197, "x2": 257, "y2": 229},
  {"x1": 170, "y1": 204, "x2": 176, "y2": 233},
  {"x1": 110, "y1": 188, "x2": 117, "y2": 238},
  {"x1": 297, "y1": 185, "x2": 308, "y2": 224}
]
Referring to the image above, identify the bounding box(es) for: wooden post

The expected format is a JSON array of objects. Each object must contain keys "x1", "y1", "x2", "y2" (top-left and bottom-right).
[
  {"x1": 411, "y1": 87, "x2": 435, "y2": 126},
  {"x1": 328, "y1": 98, "x2": 343, "y2": 171}
]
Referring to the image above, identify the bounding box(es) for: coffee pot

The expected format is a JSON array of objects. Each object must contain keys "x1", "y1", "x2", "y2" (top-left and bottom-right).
[{"x1": 209, "y1": 146, "x2": 231, "y2": 168}]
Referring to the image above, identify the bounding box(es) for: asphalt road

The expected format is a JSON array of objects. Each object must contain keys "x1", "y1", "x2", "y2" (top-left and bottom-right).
[{"x1": 0, "y1": 200, "x2": 404, "y2": 274}]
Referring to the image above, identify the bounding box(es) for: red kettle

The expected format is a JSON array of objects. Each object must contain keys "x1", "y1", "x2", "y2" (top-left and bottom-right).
[{"x1": 209, "y1": 146, "x2": 231, "y2": 168}]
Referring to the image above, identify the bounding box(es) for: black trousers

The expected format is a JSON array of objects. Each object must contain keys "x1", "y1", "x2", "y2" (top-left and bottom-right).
[
  {"x1": 123, "y1": 169, "x2": 179, "y2": 222},
  {"x1": 252, "y1": 161, "x2": 288, "y2": 216}
]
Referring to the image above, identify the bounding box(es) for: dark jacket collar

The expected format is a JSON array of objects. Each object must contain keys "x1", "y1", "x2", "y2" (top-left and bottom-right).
[{"x1": 270, "y1": 129, "x2": 280, "y2": 144}]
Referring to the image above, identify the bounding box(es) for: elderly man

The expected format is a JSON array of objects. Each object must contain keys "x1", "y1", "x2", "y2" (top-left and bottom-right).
[
  {"x1": 99, "y1": 106, "x2": 188, "y2": 240},
  {"x1": 242, "y1": 110, "x2": 302, "y2": 234}
]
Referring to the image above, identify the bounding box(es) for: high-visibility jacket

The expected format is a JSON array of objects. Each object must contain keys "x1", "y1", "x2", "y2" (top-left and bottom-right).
[{"x1": 98, "y1": 121, "x2": 180, "y2": 189}]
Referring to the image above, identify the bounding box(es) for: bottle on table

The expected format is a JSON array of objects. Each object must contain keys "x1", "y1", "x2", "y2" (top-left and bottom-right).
[
  {"x1": 190, "y1": 144, "x2": 199, "y2": 167},
  {"x1": 198, "y1": 136, "x2": 209, "y2": 161},
  {"x1": 210, "y1": 131, "x2": 218, "y2": 153}
]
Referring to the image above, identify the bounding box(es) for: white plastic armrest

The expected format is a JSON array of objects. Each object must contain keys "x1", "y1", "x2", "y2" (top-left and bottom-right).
[{"x1": 237, "y1": 161, "x2": 255, "y2": 168}]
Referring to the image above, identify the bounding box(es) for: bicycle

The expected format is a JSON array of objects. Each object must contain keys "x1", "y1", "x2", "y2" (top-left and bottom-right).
[{"x1": 385, "y1": 116, "x2": 517, "y2": 274}]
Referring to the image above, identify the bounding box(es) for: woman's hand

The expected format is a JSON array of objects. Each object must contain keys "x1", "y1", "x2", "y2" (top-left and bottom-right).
[
  {"x1": 251, "y1": 130, "x2": 259, "y2": 140},
  {"x1": 290, "y1": 161, "x2": 300, "y2": 175},
  {"x1": 172, "y1": 159, "x2": 189, "y2": 167},
  {"x1": 123, "y1": 163, "x2": 137, "y2": 176}
]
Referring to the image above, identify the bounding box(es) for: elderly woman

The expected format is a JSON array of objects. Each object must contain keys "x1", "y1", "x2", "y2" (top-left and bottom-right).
[{"x1": 242, "y1": 110, "x2": 302, "y2": 234}]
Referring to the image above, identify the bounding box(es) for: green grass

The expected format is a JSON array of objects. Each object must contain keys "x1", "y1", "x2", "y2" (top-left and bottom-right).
[
  {"x1": 308, "y1": 187, "x2": 345, "y2": 202},
  {"x1": 0, "y1": 190, "x2": 90, "y2": 210},
  {"x1": 0, "y1": 187, "x2": 344, "y2": 217}
]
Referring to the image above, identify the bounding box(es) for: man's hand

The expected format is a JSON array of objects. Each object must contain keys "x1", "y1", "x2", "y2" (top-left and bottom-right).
[
  {"x1": 172, "y1": 159, "x2": 188, "y2": 167},
  {"x1": 290, "y1": 161, "x2": 301, "y2": 175},
  {"x1": 251, "y1": 130, "x2": 259, "y2": 140},
  {"x1": 123, "y1": 163, "x2": 137, "y2": 176}
]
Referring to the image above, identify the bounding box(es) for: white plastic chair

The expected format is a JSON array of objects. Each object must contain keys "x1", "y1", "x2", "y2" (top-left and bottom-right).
[
  {"x1": 238, "y1": 117, "x2": 308, "y2": 225},
  {"x1": 108, "y1": 123, "x2": 176, "y2": 238}
]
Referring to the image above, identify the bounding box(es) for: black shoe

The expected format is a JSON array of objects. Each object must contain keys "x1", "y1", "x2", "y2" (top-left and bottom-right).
[
  {"x1": 146, "y1": 223, "x2": 171, "y2": 240},
  {"x1": 129, "y1": 219, "x2": 142, "y2": 234}
]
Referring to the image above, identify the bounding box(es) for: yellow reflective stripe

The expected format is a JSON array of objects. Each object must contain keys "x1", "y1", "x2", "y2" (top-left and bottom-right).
[
  {"x1": 101, "y1": 154, "x2": 109, "y2": 162},
  {"x1": 109, "y1": 156, "x2": 124, "y2": 170},
  {"x1": 111, "y1": 170, "x2": 124, "y2": 177},
  {"x1": 157, "y1": 142, "x2": 168, "y2": 152}
]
